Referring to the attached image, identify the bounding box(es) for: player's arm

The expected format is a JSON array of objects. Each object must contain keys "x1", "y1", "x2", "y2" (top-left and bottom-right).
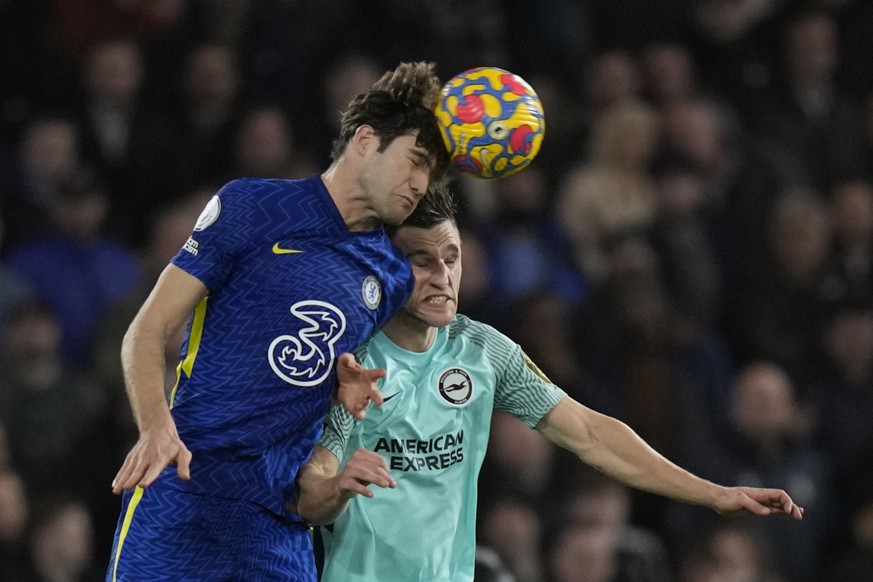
[
  {"x1": 536, "y1": 398, "x2": 804, "y2": 520},
  {"x1": 297, "y1": 445, "x2": 396, "y2": 525},
  {"x1": 111, "y1": 264, "x2": 207, "y2": 494}
]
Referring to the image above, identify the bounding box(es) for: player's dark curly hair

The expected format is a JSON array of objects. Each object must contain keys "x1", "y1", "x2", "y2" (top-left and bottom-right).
[
  {"x1": 385, "y1": 183, "x2": 457, "y2": 237},
  {"x1": 330, "y1": 61, "x2": 450, "y2": 185}
]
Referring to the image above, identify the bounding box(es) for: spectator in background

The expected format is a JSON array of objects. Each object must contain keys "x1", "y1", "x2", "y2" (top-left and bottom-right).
[
  {"x1": 454, "y1": 226, "x2": 507, "y2": 327},
  {"x1": 0, "y1": 301, "x2": 106, "y2": 500},
  {"x1": 0, "y1": 469, "x2": 30, "y2": 582},
  {"x1": 23, "y1": 495, "x2": 102, "y2": 582},
  {"x1": 824, "y1": 460, "x2": 873, "y2": 582},
  {"x1": 542, "y1": 48, "x2": 642, "y2": 184},
  {"x1": 823, "y1": 179, "x2": 873, "y2": 306},
  {"x1": 476, "y1": 166, "x2": 586, "y2": 305},
  {"x1": 657, "y1": 95, "x2": 796, "y2": 295},
  {"x1": 640, "y1": 41, "x2": 699, "y2": 108},
  {"x1": 474, "y1": 545, "x2": 517, "y2": 582},
  {"x1": 4, "y1": 171, "x2": 142, "y2": 370},
  {"x1": 686, "y1": 0, "x2": 784, "y2": 117},
  {"x1": 161, "y1": 40, "x2": 244, "y2": 200},
  {"x1": 92, "y1": 188, "x2": 212, "y2": 401},
  {"x1": 516, "y1": 72, "x2": 589, "y2": 192},
  {"x1": 479, "y1": 497, "x2": 546, "y2": 582},
  {"x1": 668, "y1": 362, "x2": 835, "y2": 582},
  {"x1": 548, "y1": 468, "x2": 673, "y2": 582},
  {"x1": 480, "y1": 411, "x2": 562, "y2": 506},
  {"x1": 582, "y1": 49, "x2": 643, "y2": 113},
  {"x1": 568, "y1": 48, "x2": 643, "y2": 164},
  {"x1": 509, "y1": 290, "x2": 588, "y2": 396},
  {"x1": 308, "y1": 52, "x2": 383, "y2": 168},
  {"x1": 858, "y1": 88, "x2": 873, "y2": 182},
  {"x1": 677, "y1": 521, "x2": 787, "y2": 582},
  {"x1": 577, "y1": 233, "x2": 734, "y2": 477},
  {"x1": 807, "y1": 300, "x2": 873, "y2": 479},
  {"x1": 750, "y1": 8, "x2": 866, "y2": 190},
  {"x1": 548, "y1": 522, "x2": 624, "y2": 582},
  {"x1": 0, "y1": 1, "x2": 49, "y2": 142},
  {"x1": 0, "y1": 423, "x2": 10, "y2": 469},
  {"x1": 229, "y1": 102, "x2": 317, "y2": 181},
  {"x1": 183, "y1": 0, "x2": 310, "y2": 114},
  {"x1": 726, "y1": 189, "x2": 834, "y2": 373},
  {"x1": 557, "y1": 99, "x2": 661, "y2": 286},
  {"x1": 72, "y1": 34, "x2": 177, "y2": 248},
  {"x1": 0, "y1": 113, "x2": 86, "y2": 247},
  {"x1": 0, "y1": 208, "x2": 34, "y2": 361},
  {"x1": 647, "y1": 156, "x2": 723, "y2": 326}
]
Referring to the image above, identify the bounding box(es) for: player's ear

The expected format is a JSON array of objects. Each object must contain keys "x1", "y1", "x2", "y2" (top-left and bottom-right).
[{"x1": 353, "y1": 125, "x2": 377, "y2": 155}]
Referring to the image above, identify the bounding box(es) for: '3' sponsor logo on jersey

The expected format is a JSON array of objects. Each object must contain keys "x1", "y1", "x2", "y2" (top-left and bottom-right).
[{"x1": 268, "y1": 300, "x2": 346, "y2": 386}]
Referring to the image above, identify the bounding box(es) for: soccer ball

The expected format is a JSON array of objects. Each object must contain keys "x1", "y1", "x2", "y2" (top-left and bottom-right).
[{"x1": 435, "y1": 67, "x2": 545, "y2": 179}]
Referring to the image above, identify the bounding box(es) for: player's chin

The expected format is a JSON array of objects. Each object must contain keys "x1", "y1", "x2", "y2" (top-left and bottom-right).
[
  {"x1": 418, "y1": 304, "x2": 456, "y2": 327},
  {"x1": 387, "y1": 197, "x2": 417, "y2": 224}
]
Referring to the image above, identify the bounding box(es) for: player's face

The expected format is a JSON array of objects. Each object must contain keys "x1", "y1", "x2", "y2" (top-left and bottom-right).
[
  {"x1": 392, "y1": 220, "x2": 462, "y2": 329},
  {"x1": 360, "y1": 132, "x2": 433, "y2": 225}
]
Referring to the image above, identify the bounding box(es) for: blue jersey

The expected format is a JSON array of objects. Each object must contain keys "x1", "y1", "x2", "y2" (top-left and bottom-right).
[{"x1": 167, "y1": 175, "x2": 413, "y2": 516}]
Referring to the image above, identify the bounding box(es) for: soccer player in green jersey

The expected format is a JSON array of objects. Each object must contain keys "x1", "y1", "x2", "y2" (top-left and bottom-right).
[{"x1": 297, "y1": 185, "x2": 805, "y2": 582}]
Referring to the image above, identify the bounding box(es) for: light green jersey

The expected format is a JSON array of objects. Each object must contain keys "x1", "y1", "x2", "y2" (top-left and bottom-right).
[{"x1": 318, "y1": 314, "x2": 567, "y2": 582}]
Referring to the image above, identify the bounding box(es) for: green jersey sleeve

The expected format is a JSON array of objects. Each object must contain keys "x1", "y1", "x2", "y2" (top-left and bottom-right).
[
  {"x1": 466, "y1": 318, "x2": 568, "y2": 427},
  {"x1": 318, "y1": 403, "x2": 356, "y2": 462}
]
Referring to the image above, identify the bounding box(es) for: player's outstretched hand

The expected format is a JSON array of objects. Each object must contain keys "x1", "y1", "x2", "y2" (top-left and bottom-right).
[
  {"x1": 712, "y1": 486, "x2": 804, "y2": 520},
  {"x1": 336, "y1": 448, "x2": 396, "y2": 499},
  {"x1": 111, "y1": 422, "x2": 193, "y2": 495},
  {"x1": 336, "y1": 353, "x2": 387, "y2": 420}
]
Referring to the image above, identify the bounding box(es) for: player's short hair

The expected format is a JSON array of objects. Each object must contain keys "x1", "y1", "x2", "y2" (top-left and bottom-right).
[
  {"x1": 331, "y1": 61, "x2": 450, "y2": 184},
  {"x1": 386, "y1": 183, "x2": 457, "y2": 237}
]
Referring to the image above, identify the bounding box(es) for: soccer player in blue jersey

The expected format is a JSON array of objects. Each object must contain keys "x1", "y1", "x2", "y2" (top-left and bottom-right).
[
  {"x1": 297, "y1": 186, "x2": 805, "y2": 582},
  {"x1": 105, "y1": 61, "x2": 451, "y2": 581}
]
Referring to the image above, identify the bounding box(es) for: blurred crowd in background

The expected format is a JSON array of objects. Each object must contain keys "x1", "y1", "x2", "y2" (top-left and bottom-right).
[{"x1": 2, "y1": 1, "x2": 873, "y2": 581}]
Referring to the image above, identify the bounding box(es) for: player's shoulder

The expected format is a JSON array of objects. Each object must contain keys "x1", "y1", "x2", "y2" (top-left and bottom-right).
[
  {"x1": 217, "y1": 176, "x2": 317, "y2": 202},
  {"x1": 211, "y1": 175, "x2": 328, "y2": 231},
  {"x1": 447, "y1": 314, "x2": 513, "y2": 349}
]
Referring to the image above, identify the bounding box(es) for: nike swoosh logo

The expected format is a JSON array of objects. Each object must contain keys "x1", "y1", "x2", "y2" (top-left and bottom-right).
[
  {"x1": 382, "y1": 393, "x2": 399, "y2": 402},
  {"x1": 272, "y1": 243, "x2": 303, "y2": 255}
]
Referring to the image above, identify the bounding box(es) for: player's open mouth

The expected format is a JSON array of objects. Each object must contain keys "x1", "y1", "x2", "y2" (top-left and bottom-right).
[{"x1": 425, "y1": 296, "x2": 451, "y2": 304}]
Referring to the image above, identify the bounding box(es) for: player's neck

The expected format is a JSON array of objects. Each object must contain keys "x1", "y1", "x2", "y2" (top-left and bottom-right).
[
  {"x1": 382, "y1": 314, "x2": 436, "y2": 353},
  {"x1": 320, "y1": 167, "x2": 380, "y2": 232}
]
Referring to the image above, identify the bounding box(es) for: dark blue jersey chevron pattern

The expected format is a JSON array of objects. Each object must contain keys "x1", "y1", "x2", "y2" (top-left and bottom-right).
[
  {"x1": 107, "y1": 176, "x2": 412, "y2": 580},
  {"x1": 165, "y1": 175, "x2": 413, "y2": 513}
]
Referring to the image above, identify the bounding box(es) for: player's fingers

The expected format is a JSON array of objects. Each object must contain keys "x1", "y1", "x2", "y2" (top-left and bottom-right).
[
  {"x1": 766, "y1": 491, "x2": 803, "y2": 518},
  {"x1": 785, "y1": 499, "x2": 804, "y2": 519},
  {"x1": 138, "y1": 457, "x2": 171, "y2": 488},
  {"x1": 337, "y1": 352, "x2": 356, "y2": 369},
  {"x1": 342, "y1": 479, "x2": 376, "y2": 498},
  {"x1": 346, "y1": 468, "x2": 394, "y2": 489},
  {"x1": 346, "y1": 455, "x2": 394, "y2": 488},
  {"x1": 111, "y1": 455, "x2": 133, "y2": 489},
  {"x1": 351, "y1": 448, "x2": 389, "y2": 466},
  {"x1": 111, "y1": 466, "x2": 133, "y2": 494},
  {"x1": 369, "y1": 385, "x2": 384, "y2": 407},
  {"x1": 737, "y1": 495, "x2": 772, "y2": 516},
  {"x1": 115, "y1": 469, "x2": 145, "y2": 494},
  {"x1": 112, "y1": 452, "x2": 147, "y2": 493},
  {"x1": 366, "y1": 367, "x2": 387, "y2": 381},
  {"x1": 176, "y1": 447, "x2": 193, "y2": 481}
]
